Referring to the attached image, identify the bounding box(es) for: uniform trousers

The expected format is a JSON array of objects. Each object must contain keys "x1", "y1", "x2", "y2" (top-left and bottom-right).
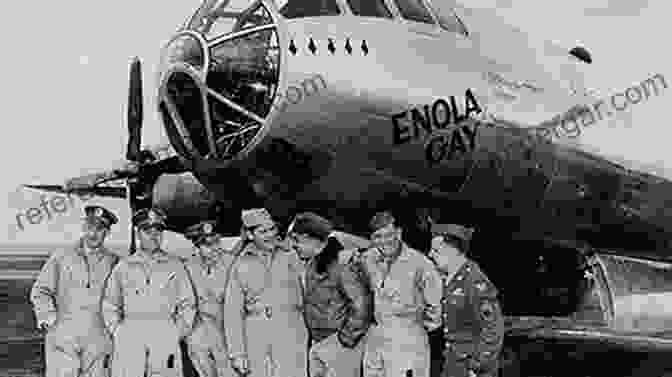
[
  {"x1": 309, "y1": 332, "x2": 365, "y2": 377},
  {"x1": 44, "y1": 316, "x2": 113, "y2": 377}
]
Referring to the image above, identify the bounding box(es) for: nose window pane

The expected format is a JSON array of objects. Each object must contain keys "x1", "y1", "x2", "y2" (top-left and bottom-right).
[
  {"x1": 165, "y1": 71, "x2": 211, "y2": 157},
  {"x1": 208, "y1": 28, "x2": 280, "y2": 119}
]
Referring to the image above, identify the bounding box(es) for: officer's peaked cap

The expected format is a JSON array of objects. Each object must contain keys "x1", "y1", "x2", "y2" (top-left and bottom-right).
[
  {"x1": 83, "y1": 205, "x2": 118, "y2": 228},
  {"x1": 132, "y1": 207, "x2": 167, "y2": 229},
  {"x1": 288, "y1": 212, "x2": 333, "y2": 241},
  {"x1": 431, "y1": 223, "x2": 474, "y2": 241},
  {"x1": 184, "y1": 220, "x2": 219, "y2": 244}
]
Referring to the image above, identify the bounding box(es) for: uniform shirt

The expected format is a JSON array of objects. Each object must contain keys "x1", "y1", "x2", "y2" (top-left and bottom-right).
[
  {"x1": 362, "y1": 243, "x2": 442, "y2": 332},
  {"x1": 224, "y1": 242, "x2": 305, "y2": 359},
  {"x1": 440, "y1": 259, "x2": 504, "y2": 370},
  {"x1": 30, "y1": 239, "x2": 119, "y2": 323},
  {"x1": 183, "y1": 247, "x2": 236, "y2": 322},
  {"x1": 102, "y1": 249, "x2": 196, "y2": 337}
]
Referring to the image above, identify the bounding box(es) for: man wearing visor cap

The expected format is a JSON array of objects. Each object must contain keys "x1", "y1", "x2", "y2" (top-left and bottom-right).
[
  {"x1": 427, "y1": 223, "x2": 503, "y2": 377},
  {"x1": 224, "y1": 208, "x2": 309, "y2": 377},
  {"x1": 182, "y1": 220, "x2": 237, "y2": 377},
  {"x1": 30, "y1": 205, "x2": 120, "y2": 377},
  {"x1": 103, "y1": 208, "x2": 196, "y2": 377}
]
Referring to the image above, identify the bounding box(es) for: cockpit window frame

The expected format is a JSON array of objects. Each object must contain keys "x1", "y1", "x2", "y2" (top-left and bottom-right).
[
  {"x1": 344, "y1": 0, "x2": 394, "y2": 19},
  {"x1": 423, "y1": 0, "x2": 469, "y2": 37},
  {"x1": 278, "y1": 0, "x2": 343, "y2": 19}
]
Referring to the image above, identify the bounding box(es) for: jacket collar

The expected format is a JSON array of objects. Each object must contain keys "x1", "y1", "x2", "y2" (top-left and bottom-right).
[
  {"x1": 131, "y1": 248, "x2": 171, "y2": 262},
  {"x1": 241, "y1": 242, "x2": 277, "y2": 257}
]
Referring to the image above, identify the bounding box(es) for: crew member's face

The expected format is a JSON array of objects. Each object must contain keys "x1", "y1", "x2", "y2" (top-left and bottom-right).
[
  {"x1": 248, "y1": 223, "x2": 278, "y2": 252},
  {"x1": 371, "y1": 224, "x2": 402, "y2": 257},
  {"x1": 138, "y1": 226, "x2": 164, "y2": 252},
  {"x1": 288, "y1": 232, "x2": 324, "y2": 260},
  {"x1": 197, "y1": 234, "x2": 221, "y2": 256},
  {"x1": 82, "y1": 222, "x2": 108, "y2": 249},
  {"x1": 428, "y1": 236, "x2": 461, "y2": 267}
]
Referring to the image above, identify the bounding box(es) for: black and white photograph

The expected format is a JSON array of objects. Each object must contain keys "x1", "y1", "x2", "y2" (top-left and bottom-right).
[{"x1": 1, "y1": 0, "x2": 671, "y2": 376}]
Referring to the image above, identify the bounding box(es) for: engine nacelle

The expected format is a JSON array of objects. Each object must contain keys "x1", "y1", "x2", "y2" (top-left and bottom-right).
[{"x1": 151, "y1": 172, "x2": 239, "y2": 234}]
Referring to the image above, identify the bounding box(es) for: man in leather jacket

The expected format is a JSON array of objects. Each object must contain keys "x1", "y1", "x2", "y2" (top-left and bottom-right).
[{"x1": 286, "y1": 212, "x2": 374, "y2": 377}]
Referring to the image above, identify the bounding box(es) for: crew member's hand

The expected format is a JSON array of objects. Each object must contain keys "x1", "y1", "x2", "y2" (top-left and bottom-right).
[
  {"x1": 37, "y1": 315, "x2": 56, "y2": 331},
  {"x1": 231, "y1": 356, "x2": 250, "y2": 376}
]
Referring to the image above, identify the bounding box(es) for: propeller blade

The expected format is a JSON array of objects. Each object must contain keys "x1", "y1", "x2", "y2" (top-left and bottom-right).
[
  {"x1": 23, "y1": 184, "x2": 127, "y2": 198},
  {"x1": 126, "y1": 56, "x2": 144, "y2": 162},
  {"x1": 126, "y1": 180, "x2": 137, "y2": 255},
  {"x1": 22, "y1": 185, "x2": 68, "y2": 194}
]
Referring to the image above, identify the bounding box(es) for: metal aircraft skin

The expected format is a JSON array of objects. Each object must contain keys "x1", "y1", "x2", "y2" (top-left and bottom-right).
[
  {"x1": 146, "y1": 0, "x2": 671, "y2": 254},
  {"x1": 20, "y1": 0, "x2": 672, "y2": 374}
]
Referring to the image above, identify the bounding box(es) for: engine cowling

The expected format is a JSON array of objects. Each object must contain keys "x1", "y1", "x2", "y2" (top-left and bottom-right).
[{"x1": 151, "y1": 172, "x2": 240, "y2": 234}]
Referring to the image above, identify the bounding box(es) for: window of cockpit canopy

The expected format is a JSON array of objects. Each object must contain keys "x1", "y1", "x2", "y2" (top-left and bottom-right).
[
  {"x1": 346, "y1": 0, "x2": 393, "y2": 18},
  {"x1": 424, "y1": 0, "x2": 468, "y2": 36},
  {"x1": 277, "y1": 0, "x2": 341, "y2": 18},
  {"x1": 392, "y1": 0, "x2": 436, "y2": 24}
]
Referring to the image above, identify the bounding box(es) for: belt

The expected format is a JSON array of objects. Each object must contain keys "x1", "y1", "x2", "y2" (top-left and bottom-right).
[
  {"x1": 244, "y1": 305, "x2": 301, "y2": 319},
  {"x1": 124, "y1": 312, "x2": 174, "y2": 321},
  {"x1": 196, "y1": 312, "x2": 220, "y2": 322}
]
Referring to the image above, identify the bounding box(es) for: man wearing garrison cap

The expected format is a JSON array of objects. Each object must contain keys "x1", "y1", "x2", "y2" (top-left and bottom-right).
[
  {"x1": 182, "y1": 220, "x2": 237, "y2": 377},
  {"x1": 286, "y1": 212, "x2": 373, "y2": 377},
  {"x1": 224, "y1": 208, "x2": 309, "y2": 377},
  {"x1": 102, "y1": 207, "x2": 196, "y2": 377},
  {"x1": 30, "y1": 205, "x2": 120, "y2": 377},
  {"x1": 427, "y1": 223, "x2": 503, "y2": 377}
]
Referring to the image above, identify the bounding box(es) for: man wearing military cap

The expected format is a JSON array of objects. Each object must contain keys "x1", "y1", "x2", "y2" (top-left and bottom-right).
[
  {"x1": 102, "y1": 207, "x2": 196, "y2": 377},
  {"x1": 427, "y1": 223, "x2": 503, "y2": 377},
  {"x1": 286, "y1": 212, "x2": 373, "y2": 377},
  {"x1": 224, "y1": 208, "x2": 309, "y2": 377},
  {"x1": 30, "y1": 205, "x2": 120, "y2": 377},
  {"x1": 182, "y1": 220, "x2": 237, "y2": 377}
]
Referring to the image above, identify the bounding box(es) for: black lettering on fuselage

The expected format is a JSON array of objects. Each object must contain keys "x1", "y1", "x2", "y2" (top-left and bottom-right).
[
  {"x1": 392, "y1": 89, "x2": 483, "y2": 146},
  {"x1": 425, "y1": 122, "x2": 480, "y2": 165}
]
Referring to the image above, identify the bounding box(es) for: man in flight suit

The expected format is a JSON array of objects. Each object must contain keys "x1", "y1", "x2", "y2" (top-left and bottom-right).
[
  {"x1": 30, "y1": 205, "x2": 120, "y2": 377},
  {"x1": 103, "y1": 208, "x2": 196, "y2": 377},
  {"x1": 182, "y1": 220, "x2": 238, "y2": 377},
  {"x1": 427, "y1": 224, "x2": 504, "y2": 377},
  {"x1": 224, "y1": 208, "x2": 309, "y2": 377},
  {"x1": 361, "y1": 211, "x2": 443, "y2": 377}
]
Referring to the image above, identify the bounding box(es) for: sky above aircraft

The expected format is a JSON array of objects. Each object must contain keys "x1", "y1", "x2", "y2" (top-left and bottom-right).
[{"x1": 1, "y1": 0, "x2": 669, "y2": 245}]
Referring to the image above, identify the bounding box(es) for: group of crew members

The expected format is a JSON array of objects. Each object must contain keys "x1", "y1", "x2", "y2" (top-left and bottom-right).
[{"x1": 30, "y1": 204, "x2": 504, "y2": 377}]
